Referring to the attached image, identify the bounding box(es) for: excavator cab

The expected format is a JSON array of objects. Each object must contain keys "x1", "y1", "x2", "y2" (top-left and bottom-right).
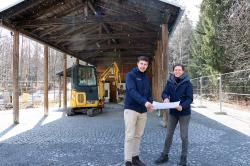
[
  {"x1": 67, "y1": 62, "x2": 121, "y2": 117},
  {"x1": 68, "y1": 64, "x2": 100, "y2": 116}
]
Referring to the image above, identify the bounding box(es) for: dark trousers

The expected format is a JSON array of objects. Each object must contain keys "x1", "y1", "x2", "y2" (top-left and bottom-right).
[{"x1": 162, "y1": 114, "x2": 191, "y2": 157}]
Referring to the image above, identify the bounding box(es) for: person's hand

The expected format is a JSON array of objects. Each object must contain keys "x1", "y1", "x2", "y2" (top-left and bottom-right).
[
  {"x1": 176, "y1": 105, "x2": 182, "y2": 111},
  {"x1": 145, "y1": 102, "x2": 154, "y2": 112},
  {"x1": 163, "y1": 98, "x2": 169, "y2": 103},
  {"x1": 148, "y1": 108, "x2": 154, "y2": 112}
]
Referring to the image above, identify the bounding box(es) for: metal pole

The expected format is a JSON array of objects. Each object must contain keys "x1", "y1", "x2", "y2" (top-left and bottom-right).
[
  {"x1": 200, "y1": 77, "x2": 203, "y2": 106},
  {"x1": 63, "y1": 54, "x2": 67, "y2": 110},
  {"x1": 219, "y1": 74, "x2": 222, "y2": 112},
  {"x1": 44, "y1": 45, "x2": 48, "y2": 116},
  {"x1": 31, "y1": 80, "x2": 33, "y2": 107},
  {"x1": 59, "y1": 76, "x2": 61, "y2": 108}
]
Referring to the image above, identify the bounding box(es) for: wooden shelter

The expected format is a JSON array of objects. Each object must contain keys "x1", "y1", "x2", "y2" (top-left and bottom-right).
[{"x1": 0, "y1": 0, "x2": 183, "y2": 123}]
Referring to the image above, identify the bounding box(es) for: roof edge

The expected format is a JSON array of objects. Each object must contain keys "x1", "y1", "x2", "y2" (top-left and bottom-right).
[
  {"x1": 158, "y1": 0, "x2": 185, "y2": 36},
  {"x1": 169, "y1": 8, "x2": 185, "y2": 37},
  {"x1": 0, "y1": 0, "x2": 24, "y2": 13}
]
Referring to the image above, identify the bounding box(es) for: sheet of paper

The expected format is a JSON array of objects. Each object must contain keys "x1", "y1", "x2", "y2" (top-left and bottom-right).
[{"x1": 152, "y1": 101, "x2": 180, "y2": 109}]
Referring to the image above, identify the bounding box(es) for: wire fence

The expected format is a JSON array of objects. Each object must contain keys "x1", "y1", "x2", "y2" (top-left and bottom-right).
[
  {"x1": 0, "y1": 80, "x2": 71, "y2": 111},
  {"x1": 1, "y1": 69, "x2": 249, "y2": 112},
  {"x1": 190, "y1": 69, "x2": 250, "y2": 112}
]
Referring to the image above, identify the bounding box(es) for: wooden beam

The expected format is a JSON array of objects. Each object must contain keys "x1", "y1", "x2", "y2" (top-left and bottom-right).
[
  {"x1": 0, "y1": 0, "x2": 44, "y2": 19},
  {"x1": 87, "y1": 56, "x2": 138, "y2": 65},
  {"x1": 162, "y1": 24, "x2": 169, "y2": 81},
  {"x1": 40, "y1": 25, "x2": 59, "y2": 38},
  {"x1": 97, "y1": 0, "x2": 140, "y2": 14},
  {"x1": 88, "y1": 1, "x2": 117, "y2": 44},
  {"x1": 4, "y1": 24, "x2": 76, "y2": 58},
  {"x1": 44, "y1": 45, "x2": 49, "y2": 116},
  {"x1": 152, "y1": 56, "x2": 156, "y2": 99},
  {"x1": 69, "y1": 43, "x2": 154, "y2": 51},
  {"x1": 121, "y1": 22, "x2": 158, "y2": 32},
  {"x1": 87, "y1": 56, "x2": 138, "y2": 61},
  {"x1": 15, "y1": 15, "x2": 158, "y2": 27},
  {"x1": 84, "y1": 0, "x2": 88, "y2": 17},
  {"x1": 152, "y1": 24, "x2": 169, "y2": 102},
  {"x1": 63, "y1": 53, "x2": 67, "y2": 110},
  {"x1": 120, "y1": 22, "x2": 148, "y2": 32},
  {"x1": 1, "y1": 18, "x2": 75, "y2": 57},
  {"x1": 28, "y1": 0, "x2": 72, "y2": 20},
  {"x1": 100, "y1": 0, "x2": 165, "y2": 13},
  {"x1": 127, "y1": 0, "x2": 168, "y2": 11},
  {"x1": 37, "y1": 2, "x2": 89, "y2": 40},
  {"x1": 160, "y1": 24, "x2": 169, "y2": 126},
  {"x1": 51, "y1": 32, "x2": 157, "y2": 42},
  {"x1": 63, "y1": 37, "x2": 156, "y2": 50},
  {"x1": 88, "y1": 1, "x2": 160, "y2": 43},
  {"x1": 78, "y1": 50, "x2": 153, "y2": 60},
  {"x1": 55, "y1": 24, "x2": 100, "y2": 45},
  {"x1": 12, "y1": 30, "x2": 19, "y2": 124},
  {"x1": 156, "y1": 40, "x2": 162, "y2": 101},
  {"x1": 54, "y1": 3, "x2": 86, "y2": 18}
]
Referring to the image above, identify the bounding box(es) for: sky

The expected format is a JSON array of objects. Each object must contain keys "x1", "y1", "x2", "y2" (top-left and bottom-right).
[
  {"x1": 0, "y1": 0, "x2": 202, "y2": 23},
  {"x1": 161, "y1": 0, "x2": 203, "y2": 24},
  {"x1": 0, "y1": 0, "x2": 23, "y2": 12}
]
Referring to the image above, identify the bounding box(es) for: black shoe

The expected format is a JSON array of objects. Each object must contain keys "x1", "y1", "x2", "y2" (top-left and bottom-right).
[
  {"x1": 132, "y1": 156, "x2": 146, "y2": 166},
  {"x1": 154, "y1": 153, "x2": 169, "y2": 165},
  {"x1": 178, "y1": 155, "x2": 187, "y2": 166},
  {"x1": 125, "y1": 161, "x2": 132, "y2": 166}
]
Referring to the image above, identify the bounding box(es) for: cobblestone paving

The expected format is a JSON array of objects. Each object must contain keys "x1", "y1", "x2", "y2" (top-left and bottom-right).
[{"x1": 0, "y1": 104, "x2": 250, "y2": 166}]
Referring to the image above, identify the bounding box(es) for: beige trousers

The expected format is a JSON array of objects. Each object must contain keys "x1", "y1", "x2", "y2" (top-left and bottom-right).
[{"x1": 124, "y1": 109, "x2": 147, "y2": 161}]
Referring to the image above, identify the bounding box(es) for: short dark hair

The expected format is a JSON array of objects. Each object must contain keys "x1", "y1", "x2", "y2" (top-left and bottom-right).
[
  {"x1": 173, "y1": 64, "x2": 185, "y2": 71},
  {"x1": 137, "y1": 56, "x2": 149, "y2": 63}
]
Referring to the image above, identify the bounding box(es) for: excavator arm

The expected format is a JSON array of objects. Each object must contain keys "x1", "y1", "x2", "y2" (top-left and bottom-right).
[{"x1": 98, "y1": 62, "x2": 121, "y2": 106}]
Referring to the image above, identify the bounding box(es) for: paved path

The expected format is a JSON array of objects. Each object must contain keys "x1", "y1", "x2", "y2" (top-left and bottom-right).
[
  {"x1": 0, "y1": 104, "x2": 250, "y2": 166},
  {"x1": 192, "y1": 99, "x2": 250, "y2": 136}
]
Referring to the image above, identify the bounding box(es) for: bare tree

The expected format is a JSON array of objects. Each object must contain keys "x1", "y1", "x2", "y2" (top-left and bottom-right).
[
  {"x1": 169, "y1": 15, "x2": 193, "y2": 71},
  {"x1": 0, "y1": 29, "x2": 12, "y2": 90}
]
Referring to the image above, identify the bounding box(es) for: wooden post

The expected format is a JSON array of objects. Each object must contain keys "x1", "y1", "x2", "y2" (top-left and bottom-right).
[
  {"x1": 161, "y1": 24, "x2": 169, "y2": 127},
  {"x1": 76, "y1": 58, "x2": 79, "y2": 65},
  {"x1": 156, "y1": 41, "x2": 162, "y2": 101},
  {"x1": 12, "y1": 30, "x2": 19, "y2": 124},
  {"x1": 44, "y1": 45, "x2": 48, "y2": 116},
  {"x1": 162, "y1": 24, "x2": 169, "y2": 85},
  {"x1": 152, "y1": 24, "x2": 169, "y2": 127},
  {"x1": 152, "y1": 42, "x2": 158, "y2": 101},
  {"x1": 59, "y1": 76, "x2": 61, "y2": 108},
  {"x1": 63, "y1": 54, "x2": 67, "y2": 110},
  {"x1": 84, "y1": 0, "x2": 88, "y2": 17},
  {"x1": 151, "y1": 57, "x2": 155, "y2": 97}
]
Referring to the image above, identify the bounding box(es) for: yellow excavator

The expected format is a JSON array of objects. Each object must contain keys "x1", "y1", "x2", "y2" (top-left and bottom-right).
[{"x1": 67, "y1": 62, "x2": 121, "y2": 116}]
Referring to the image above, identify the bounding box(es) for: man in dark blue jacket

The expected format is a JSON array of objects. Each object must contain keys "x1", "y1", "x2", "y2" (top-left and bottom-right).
[
  {"x1": 124, "y1": 56, "x2": 153, "y2": 166},
  {"x1": 155, "y1": 64, "x2": 193, "y2": 166}
]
